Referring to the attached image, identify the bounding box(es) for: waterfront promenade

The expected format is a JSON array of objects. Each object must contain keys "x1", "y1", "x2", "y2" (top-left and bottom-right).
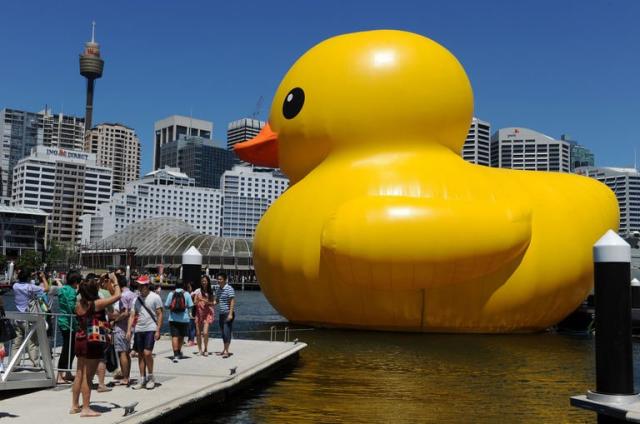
[{"x1": 0, "y1": 338, "x2": 306, "y2": 423}]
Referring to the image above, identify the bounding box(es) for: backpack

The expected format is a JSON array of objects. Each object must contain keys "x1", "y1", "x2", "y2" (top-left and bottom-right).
[{"x1": 170, "y1": 291, "x2": 186, "y2": 313}]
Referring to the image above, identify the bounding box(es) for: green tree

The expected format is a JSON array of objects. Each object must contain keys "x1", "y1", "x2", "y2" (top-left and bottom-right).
[
  {"x1": 16, "y1": 250, "x2": 42, "y2": 271},
  {"x1": 46, "y1": 240, "x2": 64, "y2": 265}
]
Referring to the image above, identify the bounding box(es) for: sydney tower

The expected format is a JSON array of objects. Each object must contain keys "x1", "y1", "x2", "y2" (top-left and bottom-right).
[{"x1": 79, "y1": 22, "x2": 104, "y2": 131}]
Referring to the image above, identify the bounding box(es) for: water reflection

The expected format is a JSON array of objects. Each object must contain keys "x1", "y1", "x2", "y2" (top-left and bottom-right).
[
  {"x1": 262, "y1": 332, "x2": 593, "y2": 423},
  {"x1": 199, "y1": 312, "x2": 604, "y2": 423}
]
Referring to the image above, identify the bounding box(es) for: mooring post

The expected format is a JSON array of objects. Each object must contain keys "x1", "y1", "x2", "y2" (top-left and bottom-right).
[
  {"x1": 182, "y1": 246, "x2": 203, "y2": 291},
  {"x1": 571, "y1": 229, "x2": 639, "y2": 424},
  {"x1": 594, "y1": 230, "x2": 634, "y2": 400},
  {"x1": 7, "y1": 261, "x2": 14, "y2": 284},
  {"x1": 631, "y1": 278, "x2": 640, "y2": 309}
]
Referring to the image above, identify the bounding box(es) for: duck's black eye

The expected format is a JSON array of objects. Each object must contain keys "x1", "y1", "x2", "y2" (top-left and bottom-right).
[{"x1": 282, "y1": 87, "x2": 305, "y2": 119}]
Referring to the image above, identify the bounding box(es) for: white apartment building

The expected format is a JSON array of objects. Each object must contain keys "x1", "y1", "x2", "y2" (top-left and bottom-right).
[
  {"x1": 85, "y1": 123, "x2": 141, "y2": 192},
  {"x1": 11, "y1": 146, "x2": 112, "y2": 243},
  {"x1": 575, "y1": 166, "x2": 640, "y2": 235},
  {"x1": 81, "y1": 167, "x2": 222, "y2": 244},
  {"x1": 153, "y1": 115, "x2": 212, "y2": 170},
  {"x1": 227, "y1": 118, "x2": 265, "y2": 151},
  {"x1": 221, "y1": 166, "x2": 289, "y2": 238},
  {"x1": 490, "y1": 127, "x2": 571, "y2": 172},
  {"x1": 462, "y1": 117, "x2": 491, "y2": 166},
  {"x1": 1, "y1": 108, "x2": 85, "y2": 201}
]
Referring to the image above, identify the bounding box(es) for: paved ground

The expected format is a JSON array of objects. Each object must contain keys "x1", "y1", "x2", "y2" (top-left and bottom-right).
[{"x1": 0, "y1": 338, "x2": 306, "y2": 423}]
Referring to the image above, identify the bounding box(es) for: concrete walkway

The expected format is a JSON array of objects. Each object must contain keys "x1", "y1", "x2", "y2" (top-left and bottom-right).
[{"x1": 0, "y1": 338, "x2": 306, "y2": 423}]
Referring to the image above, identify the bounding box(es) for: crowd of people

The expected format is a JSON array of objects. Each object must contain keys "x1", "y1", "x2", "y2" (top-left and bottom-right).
[{"x1": 1, "y1": 267, "x2": 236, "y2": 418}]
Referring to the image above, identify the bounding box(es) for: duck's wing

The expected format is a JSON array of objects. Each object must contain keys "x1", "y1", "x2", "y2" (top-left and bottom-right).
[{"x1": 320, "y1": 195, "x2": 531, "y2": 289}]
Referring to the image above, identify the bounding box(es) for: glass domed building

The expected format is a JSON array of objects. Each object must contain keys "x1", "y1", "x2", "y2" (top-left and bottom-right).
[{"x1": 80, "y1": 217, "x2": 254, "y2": 283}]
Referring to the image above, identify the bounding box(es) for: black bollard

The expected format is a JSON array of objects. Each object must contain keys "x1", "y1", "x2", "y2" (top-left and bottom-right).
[
  {"x1": 593, "y1": 230, "x2": 635, "y2": 423},
  {"x1": 631, "y1": 278, "x2": 640, "y2": 309},
  {"x1": 182, "y1": 246, "x2": 203, "y2": 291}
]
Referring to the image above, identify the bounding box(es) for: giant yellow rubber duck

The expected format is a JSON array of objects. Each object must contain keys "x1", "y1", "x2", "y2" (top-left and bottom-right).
[{"x1": 235, "y1": 30, "x2": 618, "y2": 332}]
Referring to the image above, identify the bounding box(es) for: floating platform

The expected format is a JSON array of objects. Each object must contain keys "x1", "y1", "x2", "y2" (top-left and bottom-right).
[
  {"x1": 571, "y1": 393, "x2": 640, "y2": 422},
  {"x1": 0, "y1": 338, "x2": 306, "y2": 423}
]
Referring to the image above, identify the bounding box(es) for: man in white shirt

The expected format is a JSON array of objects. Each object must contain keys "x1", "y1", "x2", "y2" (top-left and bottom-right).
[{"x1": 127, "y1": 275, "x2": 163, "y2": 390}]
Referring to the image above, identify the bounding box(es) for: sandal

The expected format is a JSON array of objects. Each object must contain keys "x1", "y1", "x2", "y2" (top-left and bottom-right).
[
  {"x1": 69, "y1": 407, "x2": 82, "y2": 414},
  {"x1": 97, "y1": 386, "x2": 112, "y2": 393}
]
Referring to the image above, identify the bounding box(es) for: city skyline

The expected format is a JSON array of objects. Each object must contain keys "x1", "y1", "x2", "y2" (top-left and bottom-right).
[{"x1": 1, "y1": 1, "x2": 638, "y2": 174}]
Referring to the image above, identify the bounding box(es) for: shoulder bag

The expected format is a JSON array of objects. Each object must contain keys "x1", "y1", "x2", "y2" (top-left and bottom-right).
[
  {"x1": 86, "y1": 302, "x2": 109, "y2": 346},
  {"x1": 136, "y1": 297, "x2": 157, "y2": 322},
  {"x1": 0, "y1": 307, "x2": 17, "y2": 343}
]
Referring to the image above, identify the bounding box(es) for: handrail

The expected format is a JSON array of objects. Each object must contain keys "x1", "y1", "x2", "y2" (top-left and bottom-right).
[
  {"x1": 1, "y1": 311, "x2": 55, "y2": 390},
  {"x1": 3, "y1": 311, "x2": 77, "y2": 374}
]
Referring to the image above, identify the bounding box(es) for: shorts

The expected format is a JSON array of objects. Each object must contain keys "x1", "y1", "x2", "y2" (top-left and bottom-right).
[
  {"x1": 169, "y1": 321, "x2": 188, "y2": 338},
  {"x1": 133, "y1": 331, "x2": 156, "y2": 353},
  {"x1": 114, "y1": 328, "x2": 130, "y2": 353}
]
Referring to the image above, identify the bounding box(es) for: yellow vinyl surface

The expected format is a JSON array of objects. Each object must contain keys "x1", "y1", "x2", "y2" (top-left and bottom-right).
[{"x1": 238, "y1": 30, "x2": 618, "y2": 332}]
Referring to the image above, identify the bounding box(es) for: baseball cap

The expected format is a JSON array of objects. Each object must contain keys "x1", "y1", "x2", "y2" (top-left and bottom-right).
[{"x1": 137, "y1": 275, "x2": 151, "y2": 285}]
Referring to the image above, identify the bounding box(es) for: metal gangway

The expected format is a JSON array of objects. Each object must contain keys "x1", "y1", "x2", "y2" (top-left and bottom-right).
[{"x1": 1, "y1": 312, "x2": 55, "y2": 390}]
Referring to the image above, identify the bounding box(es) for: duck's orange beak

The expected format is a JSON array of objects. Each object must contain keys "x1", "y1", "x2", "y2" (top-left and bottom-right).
[{"x1": 233, "y1": 123, "x2": 279, "y2": 168}]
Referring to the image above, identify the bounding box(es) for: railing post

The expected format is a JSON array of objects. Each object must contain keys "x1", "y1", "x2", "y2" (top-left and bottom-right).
[
  {"x1": 35, "y1": 316, "x2": 54, "y2": 379},
  {"x1": 52, "y1": 313, "x2": 58, "y2": 360},
  {"x1": 67, "y1": 317, "x2": 74, "y2": 372}
]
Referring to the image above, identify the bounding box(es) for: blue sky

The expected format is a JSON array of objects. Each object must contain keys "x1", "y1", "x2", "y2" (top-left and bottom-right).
[{"x1": 1, "y1": 0, "x2": 638, "y2": 173}]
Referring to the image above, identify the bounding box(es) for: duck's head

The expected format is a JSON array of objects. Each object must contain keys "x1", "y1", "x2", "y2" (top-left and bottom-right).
[{"x1": 235, "y1": 30, "x2": 473, "y2": 183}]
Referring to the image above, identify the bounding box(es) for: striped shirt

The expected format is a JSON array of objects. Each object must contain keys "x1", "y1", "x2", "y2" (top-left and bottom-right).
[{"x1": 215, "y1": 284, "x2": 235, "y2": 314}]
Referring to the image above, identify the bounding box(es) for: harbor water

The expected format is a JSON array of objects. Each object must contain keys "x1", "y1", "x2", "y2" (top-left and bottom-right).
[{"x1": 191, "y1": 291, "x2": 640, "y2": 424}]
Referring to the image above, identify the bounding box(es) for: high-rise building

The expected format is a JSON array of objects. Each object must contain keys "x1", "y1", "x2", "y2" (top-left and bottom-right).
[
  {"x1": 85, "y1": 123, "x2": 141, "y2": 192},
  {"x1": 220, "y1": 166, "x2": 289, "y2": 238},
  {"x1": 490, "y1": 127, "x2": 571, "y2": 172},
  {"x1": 227, "y1": 118, "x2": 265, "y2": 151},
  {"x1": 80, "y1": 167, "x2": 222, "y2": 244},
  {"x1": 11, "y1": 146, "x2": 112, "y2": 244},
  {"x1": 0, "y1": 108, "x2": 85, "y2": 203},
  {"x1": 1, "y1": 109, "x2": 42, "y2": 204},
  {"x1": 560, "y1": 134, "x2": 595, "y2": 171},
  {"x1": 153, "y1": 115, "x2": 213, "y2": 170},
  {"x1": 158, "y1": 135, "x2": 237, "y2": 189},
  {"x1": 462, "y1": 117, "x2": 491, "y2": 166},
  {"x1": 0, "y1": 205, "x2": 48, "y2": 258},
  {"x1": 46, "y1": 112, "x2": 86, "y2": 150},
  {"x1": 575, "y1": 166, "x2": 640, "y2": 235},
  {"x1": 79, "y1": 21, "x2": 104, "y2": 131}
]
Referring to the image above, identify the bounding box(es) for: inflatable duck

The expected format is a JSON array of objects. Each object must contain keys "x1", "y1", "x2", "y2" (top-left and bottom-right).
[{"x1": 234, "y1": 30, "x2": 618, "y2": 332}]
